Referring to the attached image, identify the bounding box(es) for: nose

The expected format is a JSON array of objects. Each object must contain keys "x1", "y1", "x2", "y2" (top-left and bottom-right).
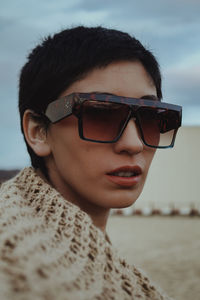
[{"x1": 113, "y1": 118, "x2": 143, "y2": 155}]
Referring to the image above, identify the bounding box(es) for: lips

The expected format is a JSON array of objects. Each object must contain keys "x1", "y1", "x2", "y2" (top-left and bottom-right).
[{"x1": 106, "y1": 166, "x2": 142, "y2": 187}]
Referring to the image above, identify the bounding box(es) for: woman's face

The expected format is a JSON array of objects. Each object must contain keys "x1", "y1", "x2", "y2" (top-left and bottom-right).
[{"x1": 45, "y1": 61, "x2": 157, "y2": 214}]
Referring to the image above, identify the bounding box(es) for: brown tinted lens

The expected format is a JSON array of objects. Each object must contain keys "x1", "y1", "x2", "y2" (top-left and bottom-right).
[
  {"x1": 138, "y1": 107, "x2": 177, "y2": 147},
  {"x1": 82, "y1": 100, "x2": 130, "y2": 141}
]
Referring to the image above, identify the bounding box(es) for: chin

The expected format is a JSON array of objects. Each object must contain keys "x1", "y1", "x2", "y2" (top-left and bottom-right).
[
  {"x1": 91, "y1": 187, "x2": 142, "y2": 210},
  {"x1": 113, "y1": 200, "x2": 137, "y2": 209},
  {"x1": 116, "y1": 189, "x2": 141, "y2": 207},
  {"x1": 104, "y1": 194, "x2": 139, "y2": 209}
]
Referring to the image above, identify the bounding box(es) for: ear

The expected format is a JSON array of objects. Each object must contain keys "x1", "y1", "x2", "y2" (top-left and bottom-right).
[{"x1": 23, "y1": 110, "x2": 51, "y2": 157}]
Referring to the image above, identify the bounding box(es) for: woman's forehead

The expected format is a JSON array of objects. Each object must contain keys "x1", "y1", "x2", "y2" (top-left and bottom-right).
[{"x1": 60, "y1": 61, "x2": 157, "y2": 99}]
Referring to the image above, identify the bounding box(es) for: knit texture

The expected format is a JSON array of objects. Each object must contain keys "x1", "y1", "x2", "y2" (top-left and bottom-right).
[{"x1": 0, "y1": 167, "x2": 172, "y2": 300}]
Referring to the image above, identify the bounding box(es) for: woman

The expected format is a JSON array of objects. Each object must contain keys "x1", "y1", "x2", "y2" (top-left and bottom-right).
[{"x1": 0, "y1": 26, "x2": 181, "y2": 299}]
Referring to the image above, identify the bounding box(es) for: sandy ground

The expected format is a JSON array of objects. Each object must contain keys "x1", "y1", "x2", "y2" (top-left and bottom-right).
[{"x1": 107, "y1": 216, "x2": 200, "y2": 300}]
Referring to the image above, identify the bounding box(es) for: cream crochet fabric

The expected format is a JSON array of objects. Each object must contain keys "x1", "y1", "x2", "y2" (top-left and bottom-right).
[{"x1": 0, "y1": 167, "x2": 172, "y2": 300}]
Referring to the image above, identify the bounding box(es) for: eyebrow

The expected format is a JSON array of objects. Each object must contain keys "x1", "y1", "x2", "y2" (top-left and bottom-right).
[{"x1": 140, "y1": 95, "x2": 159, "y2": 101}]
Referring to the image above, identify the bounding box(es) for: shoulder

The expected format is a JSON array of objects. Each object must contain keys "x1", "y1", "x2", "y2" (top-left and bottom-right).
[
  {"x1": 0, "y1": 173, "x2": 25, "y2": 224},
  {"x1": 0, "y1": 168, "x2": 38, "y2": 223}
]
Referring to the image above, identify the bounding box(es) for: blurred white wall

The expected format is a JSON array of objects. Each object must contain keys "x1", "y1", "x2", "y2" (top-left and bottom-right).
[{"x1": 134, "y1": 126, "x2": 200, "y2": 210}]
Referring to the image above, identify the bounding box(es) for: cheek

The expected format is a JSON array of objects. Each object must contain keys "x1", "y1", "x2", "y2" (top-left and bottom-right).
[
  {"x1": 71, "y1": 144, "x2": 106, "y2": 179},
  {"x1": 49, "y1": 127, "x2": 103, "y2": 182},
  {"x1": 145, "y1": 149, "x2": 156, "y2": 170},
  {"x1": 141, "y1": 146, "x2": 155, "y2": 172}
]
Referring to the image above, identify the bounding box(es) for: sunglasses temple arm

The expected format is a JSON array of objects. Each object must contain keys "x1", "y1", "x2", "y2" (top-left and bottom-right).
[{"x1": 45, "y1": 94, "x2": 76, "y2": 123}]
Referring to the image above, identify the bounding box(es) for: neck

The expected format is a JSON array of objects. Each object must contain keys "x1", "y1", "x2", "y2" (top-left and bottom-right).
[{"x1": 80, "y1": 203, "x2": 110, "y2": 233}]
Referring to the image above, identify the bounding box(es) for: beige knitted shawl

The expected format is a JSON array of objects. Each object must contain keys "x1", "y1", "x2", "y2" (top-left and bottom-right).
[{"x1": 0, "y1": 167, "x2": 172, "y2": 300}]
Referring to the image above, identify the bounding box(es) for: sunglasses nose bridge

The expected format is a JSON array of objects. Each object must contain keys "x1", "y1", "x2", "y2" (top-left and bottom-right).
[
  {"x1": 120, "y1": 106, "x2": 140, "y2": 137},
  {"x1": 125, "y1": 106, "x2": 143, "y2": 139},
  {"x1": 129, "y1": 105, "x2": 138, "y2": 122}
]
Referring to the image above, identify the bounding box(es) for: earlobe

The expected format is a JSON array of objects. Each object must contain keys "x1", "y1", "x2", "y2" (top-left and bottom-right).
[{"x1": 23, "y1": 110, "x2": 51, "y2": 157}]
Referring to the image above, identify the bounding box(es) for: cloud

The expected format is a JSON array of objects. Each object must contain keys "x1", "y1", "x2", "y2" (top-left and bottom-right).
[
  {"x1": 163, "y1": 52, "x2": 200, "y2": 104},
  {"x1": 74, "y1": 0, "x2": 200, "y2": 26}
]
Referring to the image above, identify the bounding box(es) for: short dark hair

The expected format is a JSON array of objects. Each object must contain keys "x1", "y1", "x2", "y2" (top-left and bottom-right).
[{"x1": 19, "y1": 26, "x2": 162, "y2": 176}]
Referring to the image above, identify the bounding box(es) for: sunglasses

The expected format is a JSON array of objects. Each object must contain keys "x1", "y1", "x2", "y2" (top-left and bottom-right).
[{"x1": 44, "y1": 92, "x2": 182, "y2": 149}]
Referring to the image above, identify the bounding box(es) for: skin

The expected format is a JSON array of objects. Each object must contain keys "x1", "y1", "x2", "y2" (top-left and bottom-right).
[{"x1": 24, "y1": 61, "x2": 157, "y2": 232}]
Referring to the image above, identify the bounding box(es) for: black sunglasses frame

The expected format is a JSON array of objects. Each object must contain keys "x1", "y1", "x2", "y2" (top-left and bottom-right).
[{"x1": 44, "y1": 92, "x2": 182, "y2": 149}]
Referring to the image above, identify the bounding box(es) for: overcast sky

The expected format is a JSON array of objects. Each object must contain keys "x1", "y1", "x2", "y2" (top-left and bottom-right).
[{"x1": 0, "y1": 0, "x2": 200, "y2": 169}]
